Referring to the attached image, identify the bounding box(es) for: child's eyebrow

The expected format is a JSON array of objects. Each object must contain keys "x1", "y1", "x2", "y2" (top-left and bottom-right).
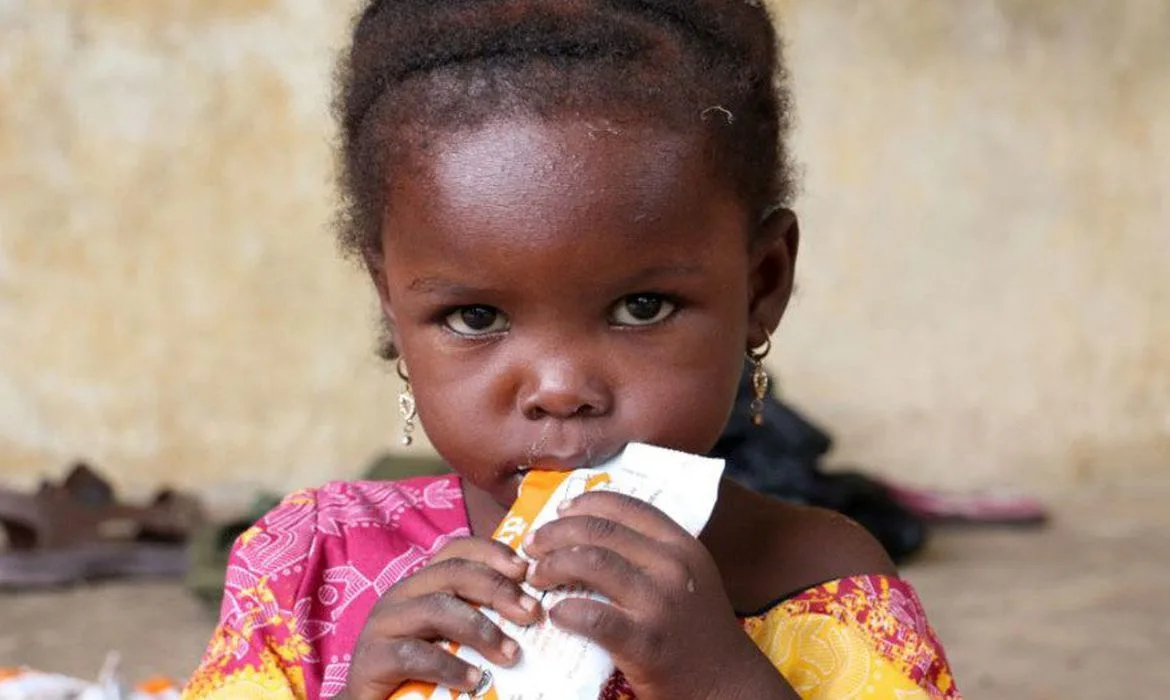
[
  {"x1": 406, "y1": 276, "x2": 491, "y2": 296},
  {"x1": 407, "y1": 265, "x2": 705, "y2": 296},
  {"x1": 611, "y1": 264, "x2": 705, "y2": 288}
]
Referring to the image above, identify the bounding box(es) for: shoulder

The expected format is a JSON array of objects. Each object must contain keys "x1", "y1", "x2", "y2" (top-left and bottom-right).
[
  {"x1": 707, "y1": 479, "x2": 896, "y2": 613},
  {"x1": 765, "y1": 495, "x2": 898, "y2": 582}
]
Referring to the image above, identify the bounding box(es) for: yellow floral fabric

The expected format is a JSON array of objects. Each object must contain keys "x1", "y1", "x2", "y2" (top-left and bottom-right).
[{"x1": 746, "y1": 577, "x2": 959, "y2": 699}]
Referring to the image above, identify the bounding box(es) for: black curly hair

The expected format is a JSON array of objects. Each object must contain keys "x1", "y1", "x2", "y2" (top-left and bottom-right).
[{"x1": 334, "y1": 0, "x2": 796, "y2": 263}]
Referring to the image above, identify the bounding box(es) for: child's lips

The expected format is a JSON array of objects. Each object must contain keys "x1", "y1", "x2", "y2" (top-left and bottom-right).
[
  {"x1": 527, "y1": 456, "x2": 583, "y2": 472},
  {"x1": 515, "y1": 446, "x2": 623, "y2": 474},
  {"x1": 504, "y1": 447, "x2": 618, "y2": 501}
]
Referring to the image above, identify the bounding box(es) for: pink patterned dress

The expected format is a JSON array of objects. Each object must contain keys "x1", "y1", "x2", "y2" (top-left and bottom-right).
[{"x1": 183, "y1": 476, "x2": 960, "y2": 699}]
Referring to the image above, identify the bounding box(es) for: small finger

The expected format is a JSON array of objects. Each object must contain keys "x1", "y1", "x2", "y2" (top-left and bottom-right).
[
  {"x1": 350, "y1": 637, "x2": 483, "y2": 697},
  {"x1": 377, "y1": 592, "x2": 523, "y2": 668},
  {"x1": 558, "y1": 491, "x2": 691, "y2": 544},
  {"x1": 547, "y1": 598, "x2": 638, "y2": 656},
  {"x1": 430, "y1": 536, "x2": 528, "y2": 579},
  {"x1": 525, "y1": 514, "x2": 662, "y2": 570},
  {"x1": 393, "y1": 559, "x2": 541, "y2": 626},
  {"x1": 527, "y1": 545, "x2": 648, "y2": 608}
]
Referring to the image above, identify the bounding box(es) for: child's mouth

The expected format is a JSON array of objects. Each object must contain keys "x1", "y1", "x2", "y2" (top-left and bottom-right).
[
  {"x1": 506, "y1": 456, "x2": 584, "y2": 501},
  {"x1": 502, "y1": 445, "x2": 623, "y2": 502},
  {"x1": 511, "y1": 447, "x2": 623, "y2": 479}
]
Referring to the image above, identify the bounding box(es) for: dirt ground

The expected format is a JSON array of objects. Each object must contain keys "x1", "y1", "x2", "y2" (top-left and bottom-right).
[{"x1": 2, "y1": 480, "x2": 1167, "y2": 699}]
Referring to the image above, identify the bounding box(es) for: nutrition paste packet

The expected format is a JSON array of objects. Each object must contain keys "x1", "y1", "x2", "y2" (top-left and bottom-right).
[{"x1": 391, "y1": 442, "x2": 725, "y2": 700}]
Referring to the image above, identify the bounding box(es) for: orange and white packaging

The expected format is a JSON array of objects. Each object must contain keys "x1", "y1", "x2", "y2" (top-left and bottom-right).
[{"x1": 392, "y1": 442, "x2": 725, "y2": 700}]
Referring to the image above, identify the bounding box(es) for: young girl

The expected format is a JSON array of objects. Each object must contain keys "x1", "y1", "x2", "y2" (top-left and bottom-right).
[{"x1": 184, "y1": 1, "x2": 960, "y2": 698}]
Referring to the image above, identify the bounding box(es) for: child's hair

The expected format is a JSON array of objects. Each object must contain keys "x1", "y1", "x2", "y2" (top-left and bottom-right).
[{"x1": 334, "y1": 0, "x2": 797, "y2": 264}]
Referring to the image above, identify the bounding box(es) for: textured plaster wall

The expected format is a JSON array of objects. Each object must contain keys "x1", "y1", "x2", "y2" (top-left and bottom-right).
[
  {"x1": 1, "y1": 0, "x2": 1167, "y2": 503},
  {"x1": 772, "y1": 1, "x2": 1170, "y2": 489}
]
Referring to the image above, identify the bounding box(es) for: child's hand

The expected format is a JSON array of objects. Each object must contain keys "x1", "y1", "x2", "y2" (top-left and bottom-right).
[
  {"x1": 338, "y1": 537, "x2": 542, "y2": 700},
  {"x1": 524, "y1": 492, "x2": 798, "y2": 700}
]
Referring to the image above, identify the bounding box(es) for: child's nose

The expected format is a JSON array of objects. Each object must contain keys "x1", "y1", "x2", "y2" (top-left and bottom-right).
[{"x1": 517, "y1": 360, "x2": 611, "y2": 421}]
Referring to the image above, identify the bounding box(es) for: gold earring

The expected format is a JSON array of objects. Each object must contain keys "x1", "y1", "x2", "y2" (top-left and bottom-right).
[
  {"x1": 747, "y1": 335, "x2": 772, "y2": 426},
  {"x1": 396, "y1": 358, "x2": 417, "y2": 447}
]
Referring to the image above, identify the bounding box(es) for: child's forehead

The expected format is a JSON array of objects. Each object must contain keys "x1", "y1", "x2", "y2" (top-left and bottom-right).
[
  {"x1": 395, "y1": 116, "x2": 725, "y2": 217},
  {"x1": 381, "y1": 120, "x2": 751, "y2": 295}
]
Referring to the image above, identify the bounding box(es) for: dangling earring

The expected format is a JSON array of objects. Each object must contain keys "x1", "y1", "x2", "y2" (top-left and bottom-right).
[
  {"x1": 747, "y1": 335, "x2": 772, "y2": 426},
  {"x1": 396, "y1": 358, "x2": 417, "y2": 447}
]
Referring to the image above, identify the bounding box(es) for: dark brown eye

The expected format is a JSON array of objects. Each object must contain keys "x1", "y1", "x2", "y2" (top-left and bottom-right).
[
  {"x1": 610, "y1": 294, "x2": 675, "y2": 326},
  {"x1": 445, "y1": 306, "x2": 509, "y2": 335}
]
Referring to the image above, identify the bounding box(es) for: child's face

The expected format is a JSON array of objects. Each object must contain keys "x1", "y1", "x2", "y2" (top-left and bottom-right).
[{"x1": 372, "y1": 117, "x2": 795, "y2": 506}]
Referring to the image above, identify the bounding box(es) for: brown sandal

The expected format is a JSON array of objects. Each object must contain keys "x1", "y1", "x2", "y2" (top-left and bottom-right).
[{"x1": 0, "y1": 462, "x2": 205, "y2": 588}]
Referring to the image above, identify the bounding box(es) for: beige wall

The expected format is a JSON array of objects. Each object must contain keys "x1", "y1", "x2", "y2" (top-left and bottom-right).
[{"x1": 1, "y1": 0, "x2": 1167, "y2": 505}]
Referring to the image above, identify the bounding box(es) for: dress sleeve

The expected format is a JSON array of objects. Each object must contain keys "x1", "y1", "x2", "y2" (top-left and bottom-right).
[
  {"x1": 182, "y1": 489, "x2": 322, "y2": 700},
  {"x1": 743, "y1": 575, "x2": 961, "y2": 700}
]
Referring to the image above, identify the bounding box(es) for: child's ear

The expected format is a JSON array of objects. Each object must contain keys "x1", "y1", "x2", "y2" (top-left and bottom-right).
[{"x1": 747, "y1": 207, "x2": 800, "y2": 347}]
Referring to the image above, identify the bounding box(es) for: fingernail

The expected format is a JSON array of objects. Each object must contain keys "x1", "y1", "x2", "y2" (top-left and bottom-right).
[
  {"x1": 519, "y1": 594, "x2": 539, "y2": 614},
  {"x1": 522, "y1": 531, "x2": 535, "y2": 550},
  {"x1": 501, "y1": 639, "x2": 520, "y2": 661},
  {"x1": 556, "y1": 498, "x2": 574, "y2": 514},
  {"x1": 511, "y1": 552, "x2": 526, "y2": 568},
  {"x1": 466, "y1": 666, "x2": 483, "y2": 688}
]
